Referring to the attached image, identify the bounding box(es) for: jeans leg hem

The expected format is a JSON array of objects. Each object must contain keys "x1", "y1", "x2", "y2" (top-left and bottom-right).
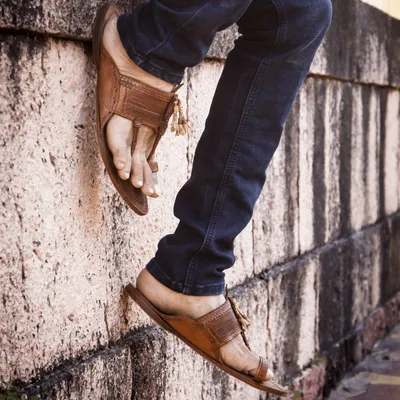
[{"x1": 146, "y1": 260, "x2": 226, "y2": 296}]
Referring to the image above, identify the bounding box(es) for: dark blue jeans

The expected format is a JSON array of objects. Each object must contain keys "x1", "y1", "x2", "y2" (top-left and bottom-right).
[{"x1": 118, "y1": 0, "x2": 332, "y2": 295}]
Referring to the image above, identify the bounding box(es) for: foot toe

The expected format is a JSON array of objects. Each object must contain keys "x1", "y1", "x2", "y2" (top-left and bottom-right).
[
  {"x1": 106, "y1": 115, "x2": 133, "y2": 174},
  {"x1": 131, "y1": 154, "x2": 144, "y2": 189},
  {"x1": 116, "y1": 147, "x2": 132, "y2": 180},
  {"x1": 141, "y1": 161, "x2": 157, "y2": 197}
]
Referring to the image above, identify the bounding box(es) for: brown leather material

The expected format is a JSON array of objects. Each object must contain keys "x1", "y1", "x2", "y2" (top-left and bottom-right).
[
  {"x1": 99, "y1": 49, "x2": 120, "y2": 130},
  {"x1": 253, "y1": 357, "x2": 270, "y2": 383},
  {"x1": 196, "y1": 300, "x2": 243, "y2": 352},
  {"x1": 93, "y1": 2, "x2": 180, "y2": 215},
  {"x1": 124, "y1": 284, "x2": 288, "y2": 396},
  {"x1": 114, "y1": 75, "x2": 177, "y2": 131},
  {"x1": 161, "y1": 299, "x2": 244, "y2": 364}
]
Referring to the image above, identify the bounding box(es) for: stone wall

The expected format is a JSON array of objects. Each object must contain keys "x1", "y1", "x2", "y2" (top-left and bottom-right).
[{"x1": 0, "y1": 0, "x2": 399, "y2": 399}]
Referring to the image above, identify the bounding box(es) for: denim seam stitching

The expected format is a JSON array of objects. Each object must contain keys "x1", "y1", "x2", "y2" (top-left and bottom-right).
[{"x1": 182, "y1": 0, "x2": 285, "y2": 294}]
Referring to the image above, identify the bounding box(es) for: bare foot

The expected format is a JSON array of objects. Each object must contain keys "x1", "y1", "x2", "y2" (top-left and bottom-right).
[
  {"x1": 136, "y1": 268, "x2": 274, "y2": 381},
  {"x1": 102, "y1": 17, "x2": 175, "y2": 197}
]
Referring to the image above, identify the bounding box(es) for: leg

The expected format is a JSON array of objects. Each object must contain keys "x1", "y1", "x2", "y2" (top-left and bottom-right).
[
  {"x1": 103, "y1": 0, "x2": 253, "y2": 197},
  {"x1": 146, "y1": 0, "x2": 332, "y2": 295},
  {"x1": 136, "y1": 0, "x2": 332, "y2": 379}
]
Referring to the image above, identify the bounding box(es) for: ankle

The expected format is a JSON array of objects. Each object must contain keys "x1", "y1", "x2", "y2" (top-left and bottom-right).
[
  {"x1": 103, "y1": 18, "x2": 175, "y2": 92},
  {"x1": 136, "y1": 268, "x2": 225, "y2": 318}
]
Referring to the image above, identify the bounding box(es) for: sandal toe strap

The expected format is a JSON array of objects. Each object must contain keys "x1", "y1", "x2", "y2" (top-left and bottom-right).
[{"x1": 253, "y1": 357, "x2": 270, "y2": 383}]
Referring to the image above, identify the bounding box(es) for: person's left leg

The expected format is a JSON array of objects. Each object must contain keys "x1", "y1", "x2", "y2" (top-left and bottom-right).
[{"x1": 134, "y1": 0, "x2": 332, "y2": 381}]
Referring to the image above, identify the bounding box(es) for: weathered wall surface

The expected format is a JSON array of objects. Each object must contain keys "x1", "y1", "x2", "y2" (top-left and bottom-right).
[{"x1": 0, "y1": 0, "x2": 399, "y2": 399}]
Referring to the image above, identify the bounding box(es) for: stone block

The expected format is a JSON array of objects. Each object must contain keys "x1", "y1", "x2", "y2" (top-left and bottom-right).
[
  {"x1": 382, "y1": 89, "x2": 400, "y2": 216},
  {"x1": 0, "y1": 0, "x2": 131, "y2": 40},
  {"x1": 318, "y1": 225, "x2": 383, "y2": 353},
  {"x1": 299, "y1": 79, "x2": 382, "y2": 253},
  {"x1": 348, "y1": 226, "x2": 383, "y2": 326},
  {"x1": 252, "y1": 96, "x2": 300, "y2": 273},
  {"x1": 0, "y1": 33, "x2": 187, "y2": 385},
  {"x1": 265, "y1": 256, "x2": 317, "y2": 380},
  {"x1": 16, "y1": 346, "x2": 132, "y2": 399},
  {"x1": 382, "y1": 213, "x2": 400, "y2": 301},
  {"x1": 316, "y1": 0, "x2": 390, "y2": 85},
  {"x1": 348, "y1": 85, "x2": 381, "y2": 232},
  {"x1": 129, "y1": 279, "x2": 269, "y2": 400},
  {"x1": 323, "y1": 331, "x2": 362, "y2": 396},
  {"x1": 299, "y1": 78, "x2": 343, "y2": 252},
  {"x1": 388, "y1": 15, "x2": 400, "y2": 87}
]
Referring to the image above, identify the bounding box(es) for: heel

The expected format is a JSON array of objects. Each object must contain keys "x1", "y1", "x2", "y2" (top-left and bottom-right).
[
  {"x1": 124, "y1": 284, "x2": 174, "y2": 333},
  {"x1": 92, "y1": 2, "x2": 121, "y2": 70}
]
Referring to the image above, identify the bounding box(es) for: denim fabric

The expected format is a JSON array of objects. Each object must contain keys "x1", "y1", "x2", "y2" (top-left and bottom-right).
[{"x1": 118, "y1": 0, "x2": 332, "y2": 295}]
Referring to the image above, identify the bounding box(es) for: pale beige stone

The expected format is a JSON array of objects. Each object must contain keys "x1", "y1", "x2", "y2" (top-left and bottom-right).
[
  {"x1": 298, "y1": 80, "x2": 317, "y2": 252},
  {"x1": 0, "y1": 35, "x2": 187, "y2": 385},
  {"x1": 350, "y1": 87, "x2": 367, "y2": 232},
  {"x1": 297, "y1": 260, "x2": 318, "y2": 369},
  {"x1": 323, "y1": 81, "x2": 342, "y2": 243},
  {"x1": 384, "y1": 90, "x2": 400, "y2": 215},
  {"x1": 365, "y1": 88, "x2": 380, "y2": 224},
  {"x1": 252, "y1": 111, "x2": 300, "y2": 273},
  {"x1": 350, "y1": 87, "x2": 380, "y2": 231}
]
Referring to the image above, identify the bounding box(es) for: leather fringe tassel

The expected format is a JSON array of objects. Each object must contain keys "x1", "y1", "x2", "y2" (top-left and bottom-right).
[{"x1": 171, "y1": 98, "x2": 191, "y2": 136}]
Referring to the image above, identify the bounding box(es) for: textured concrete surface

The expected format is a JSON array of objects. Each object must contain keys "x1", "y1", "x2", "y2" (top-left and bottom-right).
[
  {"x1": 253, "y1": 97, "x2": 300, "y2": 273},
  {"x1": 0, "y1": 33, "x2": 187, "y2": 386},
  {"x1": 21, "y1": 346, "x2": 132, "y2": 400}
]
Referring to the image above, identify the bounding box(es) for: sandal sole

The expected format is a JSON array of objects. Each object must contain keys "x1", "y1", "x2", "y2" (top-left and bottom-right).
[{"x1": 93, "y1": 2, "x2": 149, "y2": 216}]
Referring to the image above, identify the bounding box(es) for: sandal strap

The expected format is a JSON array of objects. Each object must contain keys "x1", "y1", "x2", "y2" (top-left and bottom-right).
[
  {"x1": 115, "y1": 74, "x2": 177, "y2": 134},
  {"x1": 197, "y1": 295, "x2": 253, "y2": 352},
  {"x1": 253, "y1": 357, "x2": 270, "y2": 383},
  {"x1": 197, "y1": 300, "x2": 243, "y2": 350}
]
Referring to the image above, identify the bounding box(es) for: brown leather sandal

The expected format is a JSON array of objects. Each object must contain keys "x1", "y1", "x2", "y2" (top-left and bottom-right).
[
  {"x1": 92, "y1": 3, "x2": 189, "y2": 215},
  {"x1": 125, "y1": 283, "x2": 288, "y2": 396}
]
